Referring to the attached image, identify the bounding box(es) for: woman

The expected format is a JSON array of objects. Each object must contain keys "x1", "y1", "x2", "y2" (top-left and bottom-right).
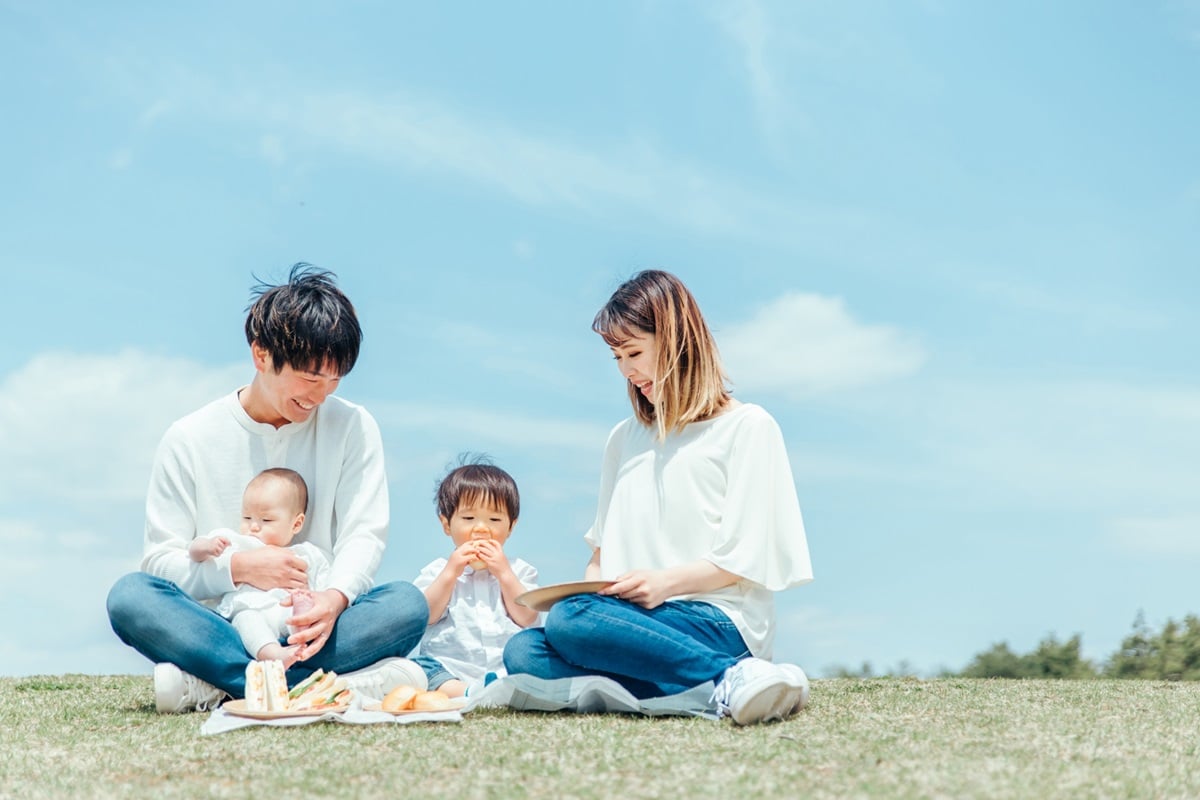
[{"x1": 503, "y1": 270, "x2": 814, "y2": 725}]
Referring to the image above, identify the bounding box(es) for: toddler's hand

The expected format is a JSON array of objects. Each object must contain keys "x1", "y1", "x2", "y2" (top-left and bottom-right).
[
  {"x1": 210, "y1": 536, "x2": 231, "y2": 557},
  {"x1": 446, "y1": 541, "x2": 481, "y2": 574},
  {"x1": 473, "y1": 539, "x2": 511, "y2": 576}
]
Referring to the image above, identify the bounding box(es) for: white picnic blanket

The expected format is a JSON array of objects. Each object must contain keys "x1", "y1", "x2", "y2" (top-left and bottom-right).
[
  {"x1": 464, "y1": 674, "x2": 719, "y2": 719},
  {"x1": 199, "y1": 694, "x2": 463, "y2": 735},
  {"x1": 200, "y1": 674, "x2": 718, "y2": 734}
]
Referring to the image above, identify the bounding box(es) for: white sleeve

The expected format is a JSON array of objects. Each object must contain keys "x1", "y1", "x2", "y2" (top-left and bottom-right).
[
  {"x1": 514, "y1": 559, "x2": 540, "y2": 592},
  {"x1": 413, "y1": 559, "x2": 447, "y2": 592},
  {"x1": 413, "y1": 559, "x2": 449, "y2": 622},
  {"x1": 141, "y1": 427, "x2": 237, "y2": 601},
  {"x1": 583, "y1": 420, "x2": 628, "y2": 550},
  {"x1": 294, "y1": 543, "x2": 333, "y2": 589},
  {"x1": 707, "y1": 410, "x2": 813, "y2": 591},
  {"x1": 324, "y1": 408, "x2": 389, "y2": 603}
]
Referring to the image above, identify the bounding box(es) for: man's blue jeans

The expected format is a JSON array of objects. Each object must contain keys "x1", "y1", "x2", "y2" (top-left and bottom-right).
[
  {"x1": 503, "y1": 594, "x2": 750, "y2": 699},
  {"x1": 106, "y1": 572, "x2": 429, "y2": 697}
]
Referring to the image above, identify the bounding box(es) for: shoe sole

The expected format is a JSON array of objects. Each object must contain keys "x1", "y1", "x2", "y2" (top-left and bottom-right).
[
  {"x1": 153, "y1": 663, "x2": 183, "y2": 714},
  {"x1": 732, "y1": 676, "x2": 808, "y2": 725}
]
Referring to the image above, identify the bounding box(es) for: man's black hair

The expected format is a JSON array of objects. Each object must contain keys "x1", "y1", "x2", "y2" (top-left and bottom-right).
[{"x1": 244, "y1": 263, "x2": 362, "y2": 376}]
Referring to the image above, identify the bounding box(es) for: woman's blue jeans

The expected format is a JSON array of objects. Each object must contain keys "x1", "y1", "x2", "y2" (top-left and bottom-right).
[
  {"x1": 106, "y1": 572, "x2": 429, "y2": 697},
  {"x1": 503, "y1": 594, "x2": 750, "y2": 699}
]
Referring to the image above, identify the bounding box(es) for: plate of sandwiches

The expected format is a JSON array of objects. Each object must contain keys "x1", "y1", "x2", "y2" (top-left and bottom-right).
[
  {"x1": 222, "y1": 660, "x2": 352, "y2": 719},
  {"x1": 515, "y1": 580, "x2": 616, "y2": 613}
]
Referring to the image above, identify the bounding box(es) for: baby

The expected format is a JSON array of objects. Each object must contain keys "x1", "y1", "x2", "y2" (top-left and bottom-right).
[
  {"x1": 412, "y1": 456, "x2": 540, "y2": 697},
  {"x1": 188, "y1": 467, "x2": 329, "y2": 666}
]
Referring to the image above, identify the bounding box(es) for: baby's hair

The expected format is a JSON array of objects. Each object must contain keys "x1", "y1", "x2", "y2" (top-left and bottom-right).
[
  {"x1": 434, "y1": 453, "x2": 520, "y2": 522},
  {"x1": 249, "y1": 467, "x2": 309, "y2": 514}
]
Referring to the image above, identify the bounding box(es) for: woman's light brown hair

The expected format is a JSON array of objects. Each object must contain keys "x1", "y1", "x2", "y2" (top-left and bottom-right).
[{"x1": 593, "y1": 270, "x2": 730, "y2": 439}]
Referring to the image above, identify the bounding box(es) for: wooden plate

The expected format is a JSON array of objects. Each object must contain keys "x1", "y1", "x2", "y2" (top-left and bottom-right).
[
  {"x1": 221, "y1": 699, "x2": 350, "y2": 719},
  {"x1": 515, "y1": 581, "x2": 616, "y2": 612}
]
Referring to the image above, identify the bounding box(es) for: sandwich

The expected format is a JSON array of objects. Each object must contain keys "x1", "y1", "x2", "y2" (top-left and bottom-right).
[
  {"x1": 244, "y1": 659, "x2": 290, "y2": 712},
  {"x1": 242, "y1": 661, "x2": 352, "y2": 712},
  {"x1": 287, "y1": 669, "x2": 351, "y2": 710}
]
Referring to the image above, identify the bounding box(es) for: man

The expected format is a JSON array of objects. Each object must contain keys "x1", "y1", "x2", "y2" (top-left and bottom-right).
[{"x1": 107, "y1": 264, "x2": 428, "y2": 712}]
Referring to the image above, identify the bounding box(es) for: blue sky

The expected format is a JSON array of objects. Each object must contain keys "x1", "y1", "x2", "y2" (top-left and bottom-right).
[{"x1": 2, "y1": 1, "x2": 1197, "y2": 680}]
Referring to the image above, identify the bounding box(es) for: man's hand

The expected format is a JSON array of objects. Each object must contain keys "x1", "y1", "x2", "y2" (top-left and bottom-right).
[
  {"x1": 285, "y1": 588, "x2": 349, "y2": 661},
  {"x1": 230, "y1": 546, "x2": 309, "y2": 591}
]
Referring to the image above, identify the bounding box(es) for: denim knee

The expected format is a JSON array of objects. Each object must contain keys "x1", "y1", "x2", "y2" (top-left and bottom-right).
[
  {"x1": 503, "y1": 627, "x2": 543, "y2": 674},
  {"x1": 369, "y1": 581, "x2": 428, "y2": 629},
  {"x1": 106, "y1": 572, "x2": 153, "y2": 639}
]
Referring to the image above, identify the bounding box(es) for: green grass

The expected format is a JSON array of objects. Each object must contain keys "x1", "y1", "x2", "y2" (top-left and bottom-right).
[{"x1": 2, "y1": 675, "x2": 1197, "y2": 799}]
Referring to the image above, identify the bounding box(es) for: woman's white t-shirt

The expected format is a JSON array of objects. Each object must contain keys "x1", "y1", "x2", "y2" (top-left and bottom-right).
[{"x1": 584, "y1": 402, "x2": 812, "y2": 659}]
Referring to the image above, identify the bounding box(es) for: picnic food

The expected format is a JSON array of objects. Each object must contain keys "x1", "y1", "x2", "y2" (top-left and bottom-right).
[
  {"x1": 412, "y1": 690, "x2": 458, "y2": 711},
  {"x1": 381, "y1": 686, "x2": 455, "y2": 712},
  {"x1": 288, "y1": 669, "x2": 351, "y2": 710},
  {"x1": 245, "y1": 659, "x2": 290, "y2": 711},
  {"x1": 243, "y1": 661, "x2": 351, "y2": 712},
  {"x1": 381, "y1": 685, "x2": 420, "y2": 712}
]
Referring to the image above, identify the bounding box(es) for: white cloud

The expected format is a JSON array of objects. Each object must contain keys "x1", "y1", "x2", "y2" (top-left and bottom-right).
[
  {"x1": 0, "y1": 351, "x2": 245, "y2": 676},
  {"x1": 710, "y1": 0, "x2": 799, "y2": 155},
  {"x1": 887, "y1": 380, "x2": 1200, "y2": 512},
  {"x1": 0, "y1": 350, "x2": 245, "y2": 505},
  {"x1": 720, "y1": 292, "x2": 926, "y2": 396},
  {"x1": 1107, "y1": 515, "x2": 1200, "y2": 557},
  {"x1": 102, "y1": 62, "x2": 849, "y2": 245}
]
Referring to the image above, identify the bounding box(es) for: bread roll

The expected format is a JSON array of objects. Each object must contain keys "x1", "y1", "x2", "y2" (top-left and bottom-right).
[
  {"x1": 382, "y1": 684, "x2": 419, "y2": 712},
  {"x1": 411, "y1": 690, "x2": 457, "y2": 711}
]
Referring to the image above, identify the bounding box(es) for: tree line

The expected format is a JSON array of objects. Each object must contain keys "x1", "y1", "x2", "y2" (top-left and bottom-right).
[{"x1": 831, "y1": 612, "x2": 1200, "y2": 680}]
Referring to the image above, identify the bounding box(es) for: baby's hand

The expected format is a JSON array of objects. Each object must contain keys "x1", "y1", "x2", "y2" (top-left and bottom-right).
[{"x1": 188, "y1": 535, "x2": 232, "y2": 562}]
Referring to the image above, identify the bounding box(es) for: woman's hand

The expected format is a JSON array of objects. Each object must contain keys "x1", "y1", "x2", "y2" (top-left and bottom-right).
[
  {"x1": 600, "y1": 561, "x2": 741, "y2": 609},
  {"x1": 230, "y1": 546, "x2": 309, "y2": 591},
  {"x1": 602, "y1": 569, "x2": 675, "y2": 609},
  {"x1": 286, "y1": 588, "x2": 349, "y2": 661}
]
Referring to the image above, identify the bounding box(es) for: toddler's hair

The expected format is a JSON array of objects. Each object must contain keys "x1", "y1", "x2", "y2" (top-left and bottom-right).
[
  {"x1": 248, "y1": 467, "x2": 309, "y2": 514},
  {"x1": 435, "y1": 453, "x2": 520, "y2": 522}
]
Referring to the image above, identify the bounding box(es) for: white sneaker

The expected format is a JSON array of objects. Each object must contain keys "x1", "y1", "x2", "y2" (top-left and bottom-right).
[
  {"x1": 153, "y1": 663, "x2": 227, "y2": 714},
  {"x1": 777, "y1": 663, "x2": 812, "y2": 715},
  {"x1": 341, "y1": 657, "x2": 428, "y2": 700},
  {"x1": 713, "y1": 658, "x2": 809, "y2": 725}
]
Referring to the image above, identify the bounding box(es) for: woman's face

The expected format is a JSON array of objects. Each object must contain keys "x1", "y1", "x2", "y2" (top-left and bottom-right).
[{"x1": 609, "y1": 330, "x2": 658, "y2": 403}]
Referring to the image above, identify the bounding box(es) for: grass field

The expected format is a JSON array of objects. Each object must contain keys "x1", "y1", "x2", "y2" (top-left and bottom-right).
[{"x1": 2, "y1": 674, "x2": 1196, "y2": 799}]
